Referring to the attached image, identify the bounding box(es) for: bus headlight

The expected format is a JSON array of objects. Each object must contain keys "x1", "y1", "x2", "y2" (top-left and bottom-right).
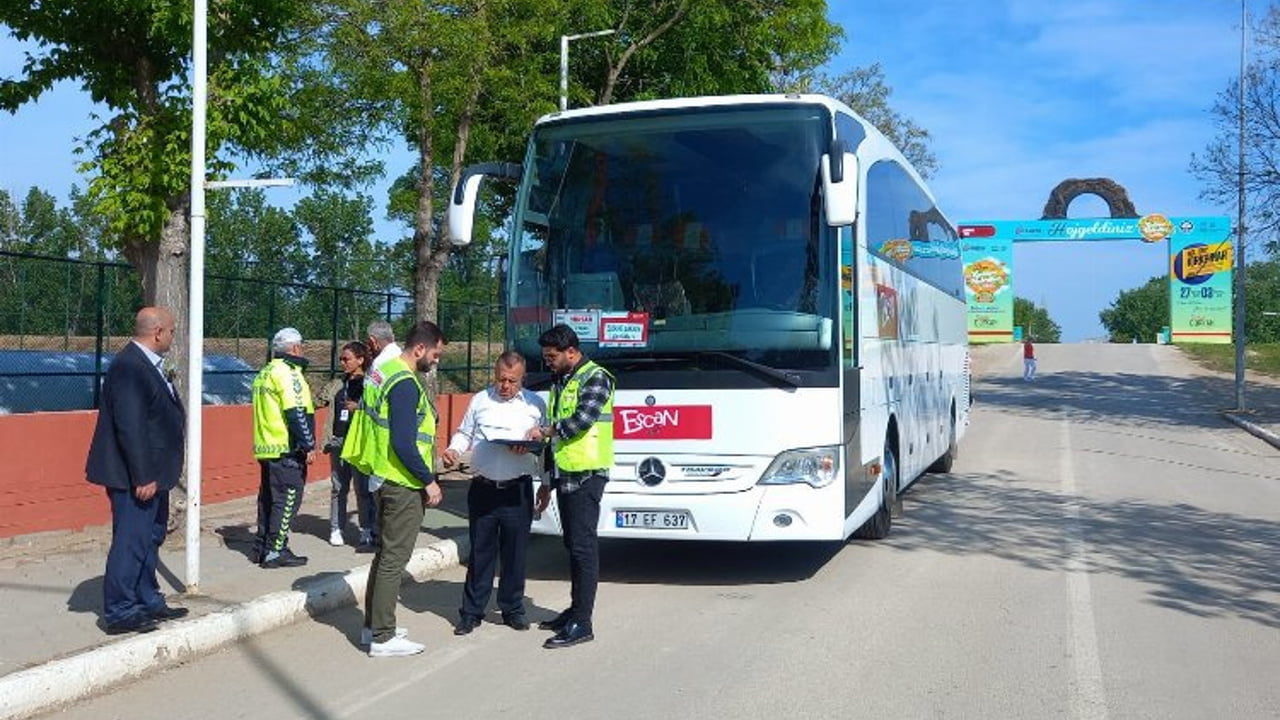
[{"x1": 758, "y1": 447, "x2": 840, "y2": 488}]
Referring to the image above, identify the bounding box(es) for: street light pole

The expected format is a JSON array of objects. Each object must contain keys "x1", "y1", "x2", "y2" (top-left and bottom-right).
[
  {"x1": 560, "y1": 29, "x2": 616, "y2": 112},
  {"x1": 1234, "y1": 0, "x2": 1248, "y2": 410},
  {"x1": 186, "y1": 2, "x2": 294, "y2": 594},
  {"x1": 186, "y1": 0, "x2": 208, "y2": 594}
]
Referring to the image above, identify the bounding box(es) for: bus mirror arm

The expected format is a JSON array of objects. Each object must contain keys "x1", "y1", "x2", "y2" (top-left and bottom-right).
[{"x1": 447, "y1": 162, "x2": 524, "y2": 246}]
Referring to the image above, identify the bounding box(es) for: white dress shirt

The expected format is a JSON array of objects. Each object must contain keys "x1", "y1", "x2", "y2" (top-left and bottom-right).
[
  {"x1": 447, "y1": 387, "x2": 547, "y2": 481},
  {"x1": 372, "y1": 342, "x2": 402, "y2": 372},
  {"x1": 133, "y1": 340, "x2": 175, "y2": 397}
]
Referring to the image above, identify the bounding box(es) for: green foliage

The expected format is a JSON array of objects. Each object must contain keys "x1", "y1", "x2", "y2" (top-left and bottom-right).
[
  {"x1": 1101, "y1": 259, "x2": 1280, "y2": 344},
  {"x1": 1013, "y1": 296, "x2": 1062, "y2": 343},
  {"x1": 785, "y1": 63, "x2": 938, "y2": 178},
  {"x1": 1098, "y1": 275, "x2": 1166, "y2": 343},
  {"x1": 292, "y1": 0, "x2": 842, "y2": 323},
  {"x1": 0, "y1": 0, "x2": 303, "y2": 257}
]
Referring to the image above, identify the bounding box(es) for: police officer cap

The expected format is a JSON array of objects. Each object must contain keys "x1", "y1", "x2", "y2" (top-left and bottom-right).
[{"x1": 273, "y1": 327, "x2": 303, "y2": 346}]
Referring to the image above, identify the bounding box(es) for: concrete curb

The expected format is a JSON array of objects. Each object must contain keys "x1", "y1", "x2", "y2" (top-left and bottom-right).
[
  {"x1": 1220, "y1": 411, "x2": 1280, "y2": 450},
  {"x1": 0, "y1": 535, "x2": 467, "y2": 720}
]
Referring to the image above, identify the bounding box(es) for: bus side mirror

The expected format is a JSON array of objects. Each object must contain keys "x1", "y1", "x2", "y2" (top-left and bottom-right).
[
  {"x1": 447, "y1": 174, "x2": 484, "y2": 246},
  {"x1": 823, "y1": 151, "x2": 858, "y2": 227},
  {"x1": 447, "y1": 162, "x2": 524, "y2": 246}
]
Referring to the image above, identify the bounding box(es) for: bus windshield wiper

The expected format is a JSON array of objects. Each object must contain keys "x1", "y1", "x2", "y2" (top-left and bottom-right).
[
  {"x1": 604, "y1": 351, "x2": 801, "y2": 389},
  {"x1": 694, "y1": 351, "x2": 801, "y2": 388}
]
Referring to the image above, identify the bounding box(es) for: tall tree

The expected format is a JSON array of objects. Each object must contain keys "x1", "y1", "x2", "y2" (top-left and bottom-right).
[
  {"x1": 1013, "y1": 297, "x2": 1062, "y2": 343},
  {"x1": 783, "y1": 63, "x2": 938, "y2": 178},
  {"x1": 0, "y1": 0, "x2": 304, "y2": 405},
  {"x1": 1099, "y1": 275, "x2": 1167, "y2": 343},
  {"x1": 300, "y1": 0, "x2": 840, "y2": 324},
  {"x1": 1191, "y1": 5, "x2": 1280, "y2": 252}
]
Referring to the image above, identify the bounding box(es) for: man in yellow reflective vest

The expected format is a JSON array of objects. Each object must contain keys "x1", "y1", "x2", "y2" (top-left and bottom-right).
[
  {"x1": 251, "y1": 327, "x2": 316, "y2": 569},
  {"x1": 361, "y1": 320, "x2": 447, "y2": 657},
  {"x1": 526, "y1": 324, "x2": 615, "y2": 649},
  {"x1": 341, "y1": 320, "x2": 402, "y2": 479}
]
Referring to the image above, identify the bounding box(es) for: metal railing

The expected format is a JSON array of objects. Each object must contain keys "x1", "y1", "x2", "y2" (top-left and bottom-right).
[{"x1": 0, "y1": 250, "x2": 504, "y2": 413}]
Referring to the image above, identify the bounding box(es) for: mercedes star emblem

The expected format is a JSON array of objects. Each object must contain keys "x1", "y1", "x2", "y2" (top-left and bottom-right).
[{"x1": 637, "y1": 456, "x2": 666, "y2": 486}]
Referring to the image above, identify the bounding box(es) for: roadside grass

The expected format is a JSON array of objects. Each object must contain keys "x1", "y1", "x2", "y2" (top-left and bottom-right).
[{"x1": 1178, "y1": 343, "x2": 1280, "y2": 377}]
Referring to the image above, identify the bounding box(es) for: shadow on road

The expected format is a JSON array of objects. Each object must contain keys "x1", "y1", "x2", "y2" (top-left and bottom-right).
[
  {"x1": 522, "y1": 535, "x2": 841, "y2": 587},
  {"x1": 894, "y1": 471, "x2": 1280, "y2": 629},
  {"x1": 977, "y1": 370, "x2": 1238, "y2": 430}
]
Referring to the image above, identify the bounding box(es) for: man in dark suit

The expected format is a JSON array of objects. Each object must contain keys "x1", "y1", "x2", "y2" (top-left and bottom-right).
[{"x1": 86, "y1": 306, "x2": 187, "y2": 635}]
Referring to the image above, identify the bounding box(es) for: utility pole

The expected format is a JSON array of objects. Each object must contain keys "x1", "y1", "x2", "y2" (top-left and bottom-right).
[{"x1": 1233, "y1": 0, "x2": 1248, "y2": 410}]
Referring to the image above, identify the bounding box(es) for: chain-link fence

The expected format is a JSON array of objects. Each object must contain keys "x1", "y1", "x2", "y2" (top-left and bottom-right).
[{"x1": 0, "y1": 250, "x2": 504, "y2": 413}]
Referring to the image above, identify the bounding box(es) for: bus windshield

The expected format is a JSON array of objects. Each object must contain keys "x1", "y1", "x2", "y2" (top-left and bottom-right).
[{"x1": 508, "y1": 104, "x2": 839, "y2": 387}]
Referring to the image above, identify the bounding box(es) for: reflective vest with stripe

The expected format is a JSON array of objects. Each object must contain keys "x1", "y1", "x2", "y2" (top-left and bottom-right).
[
  {"x1": 366, "y1": 356, "x2": 437, "y2": 489},
  {"x1": 340, "y1": 364, "x2": 388, "y2": 475},
  {"x1": 252, "y1": 358, "x2": 314, "y2": 459},
  {"x1": 549, "y1": 360, "x2": 614, "y2": 472}
]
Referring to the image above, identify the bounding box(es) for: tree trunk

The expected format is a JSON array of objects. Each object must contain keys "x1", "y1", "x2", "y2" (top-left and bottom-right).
[
  {"x1": 123, "y1": 198, "x2": 191, "y2": 532},
  {"x1": 414, "y1": 58, "x2": 440, "y2": 325},
  {"x1": 599, "y1": 1, "x2": 689, "y2": 106}
]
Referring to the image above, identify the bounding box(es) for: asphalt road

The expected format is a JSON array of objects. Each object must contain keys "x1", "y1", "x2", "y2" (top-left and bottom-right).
[{"x1": 48, "y1": 343, "x2": 1280, "y2": 719}]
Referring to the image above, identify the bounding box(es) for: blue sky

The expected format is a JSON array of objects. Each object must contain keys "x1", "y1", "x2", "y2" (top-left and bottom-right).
[{"x1": 0, "y1": 1, "x2": 1264, "y2": 340}]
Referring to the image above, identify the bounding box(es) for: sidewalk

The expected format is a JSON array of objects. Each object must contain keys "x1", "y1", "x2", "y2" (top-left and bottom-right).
[{"x1": 0, "y1": 468, "x2": 475, "y2": 719}]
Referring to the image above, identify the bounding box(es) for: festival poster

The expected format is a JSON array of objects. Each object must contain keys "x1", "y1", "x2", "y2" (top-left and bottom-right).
[
  {"x1": 1168, "y1": 220, "x2": 1234, "y2": 344},
  {"x1": 959, "y1": 234, "x2": 1014, "y2": 344}
]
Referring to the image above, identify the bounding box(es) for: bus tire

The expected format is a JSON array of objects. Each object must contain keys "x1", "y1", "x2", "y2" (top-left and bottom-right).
[
  {"x1": 927, "y1": 403, "x2": 957, "y2": 474},
  {"x1": 855, "y1": 434, "x2": 897, "y2": 540}
]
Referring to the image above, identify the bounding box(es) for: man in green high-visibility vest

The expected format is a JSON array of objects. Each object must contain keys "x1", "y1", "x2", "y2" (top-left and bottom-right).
[
  {"x1": 362, "y1": 320, "x2": 447, "y2": 657},
  {"x1": 525, "y1": 324, "x2": 615, "y2": 650},
  {"x1": 251, "y1": 327, "x2": 316, "y2": 569}
]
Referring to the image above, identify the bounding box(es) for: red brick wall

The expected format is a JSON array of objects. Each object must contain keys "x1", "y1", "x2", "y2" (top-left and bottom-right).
[{"x1": 0, "y1": 394, "x2": 473, "y2": 539}]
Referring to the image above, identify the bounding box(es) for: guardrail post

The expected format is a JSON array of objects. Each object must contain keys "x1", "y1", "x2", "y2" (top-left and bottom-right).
[
  {"x1": 92, "y1": 262, "x2": 106, "y2": 409},
  {"x1": 330, "y1": 287, "x2": 340, "y2": 376},
  {"x1": 466, "y1": 308, "x2": 474, "y2": 390}
]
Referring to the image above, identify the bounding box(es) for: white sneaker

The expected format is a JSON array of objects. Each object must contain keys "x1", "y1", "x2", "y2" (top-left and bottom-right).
[
  {"x1": 360, "y1": 626, "x2": 408, "y2": 646},
  {"x1": 329, "y1": 529, "x2": 344, "y2": 547},
  {"x1": 369, "y1": 635, "x2": 424, "y2": 657}
]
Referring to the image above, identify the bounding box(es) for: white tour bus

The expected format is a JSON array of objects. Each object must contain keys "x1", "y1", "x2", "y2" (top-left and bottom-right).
[{"x1": 447, "y1": 94, "x2": 969, "y2": 541}]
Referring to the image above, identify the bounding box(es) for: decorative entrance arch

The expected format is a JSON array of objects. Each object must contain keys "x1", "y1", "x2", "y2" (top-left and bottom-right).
[{"x1": 957, "y1": 178, "x2": 1233, "y2": 344}]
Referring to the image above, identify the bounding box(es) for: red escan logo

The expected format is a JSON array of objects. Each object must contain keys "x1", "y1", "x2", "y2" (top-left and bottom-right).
[{"x1": 613, "y1": 405, "x2": 713, "y2": 440}]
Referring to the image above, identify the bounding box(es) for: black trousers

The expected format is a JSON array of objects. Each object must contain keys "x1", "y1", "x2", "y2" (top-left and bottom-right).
[
  {"x1": 460, "y1": 478, "x2": 534, "y2": 619},
  {"x1": 253, "y1": 456, "x2": 306, "y2": 559},
  {"x1": 557, "y1": 474, "x2": 607, "y2": 629}
]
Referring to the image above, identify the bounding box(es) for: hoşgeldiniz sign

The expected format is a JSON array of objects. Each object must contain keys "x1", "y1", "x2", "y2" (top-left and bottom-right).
[{"x1": 957, "y1": 179, "x2": 1232, "y2": 344}]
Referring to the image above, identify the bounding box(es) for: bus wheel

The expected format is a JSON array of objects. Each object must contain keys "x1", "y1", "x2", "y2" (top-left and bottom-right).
[
  {"x1": 928, "y1": 404, "x2": 958, "y2": 474},
  {"x1": 855, "y1": 436, "x2": 897, "y2": 540}
]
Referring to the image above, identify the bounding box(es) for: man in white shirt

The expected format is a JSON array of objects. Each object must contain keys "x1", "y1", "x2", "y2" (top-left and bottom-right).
[
  {"x1": 367, "y1": 320, "x2": 402, "y2": 372},
  {"x1": 442, "y1": 351, "x2": 547, "y2": 635}
]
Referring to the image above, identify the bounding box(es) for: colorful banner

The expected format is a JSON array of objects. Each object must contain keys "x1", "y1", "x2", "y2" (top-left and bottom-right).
[
  {"x1": 960, "y1": 236, "x2": 1014, "y2": 343},
  {"x1": 1169, "y1": 223, "x2": 1234, "y2": 345},
  {"x1": 957, "y1": 215, "x2": 1233, "y2": 345},
  {"x1": 956, "y1": 215, "x2": 1230, "y2": 244}
]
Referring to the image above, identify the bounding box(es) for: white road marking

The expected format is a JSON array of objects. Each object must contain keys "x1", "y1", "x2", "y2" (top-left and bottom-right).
[{"x1": 1061, "y1": 420, "x2": 1108, "y2": 720}]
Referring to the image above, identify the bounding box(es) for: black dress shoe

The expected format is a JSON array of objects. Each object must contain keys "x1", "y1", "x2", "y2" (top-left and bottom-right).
[
  {"x1": 261, "y1": 549, "x2": 309, "y2": 569},
  {"x1": 149, "y1": 605, "x2": 190, "y2": 622},
  {"x1": 543, "y1": 621, "x2": 593, "y2": 649},
  {"x1": 537, "y1": 612, "x2": 569, "y2": 632},
  {"x1": 502, "y1": 613, "x2": 530, "y2": 631},
  {"x1": 454, "y1": 615, "x2": 482, "y2": 636},
  {"x1": 104, "y1": 615, "x2": 159, "y2": 636}
]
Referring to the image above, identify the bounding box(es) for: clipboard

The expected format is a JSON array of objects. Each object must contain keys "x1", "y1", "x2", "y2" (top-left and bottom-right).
[{"x1": 487, "y1": 438, "x2": 547, "y2": 452}]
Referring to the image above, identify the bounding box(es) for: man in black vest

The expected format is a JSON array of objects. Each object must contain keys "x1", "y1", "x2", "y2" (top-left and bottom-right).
[{"x1": 86, "y1": 307, "x2": 187, "y2": 634}]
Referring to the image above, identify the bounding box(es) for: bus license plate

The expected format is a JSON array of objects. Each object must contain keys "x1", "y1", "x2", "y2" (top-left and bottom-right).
[{"x1": 615, "y1": 510, "x2": 690, "y2": 529}]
